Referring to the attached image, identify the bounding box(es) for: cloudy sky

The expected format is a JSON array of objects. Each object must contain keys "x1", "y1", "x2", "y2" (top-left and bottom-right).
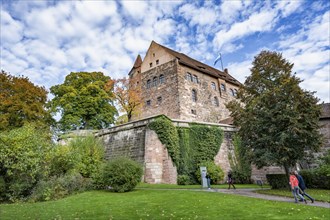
[{"x1": 1, "y1": 0, "x2": 329, "y2": 103}]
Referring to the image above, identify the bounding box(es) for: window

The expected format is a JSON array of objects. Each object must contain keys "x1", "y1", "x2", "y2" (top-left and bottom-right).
[
  {"x1": 220, "y1": 83, "x2": 226, "y2": 91},
  {"x1": 152, "y1": 53, "x2": 155, "y2": 57},
  {"x1": 153, "y1": 77, "x2": 158, "y2": 87},
  {"x1": 149, "y1": 62, "x2": 153, "y2": 68},
  {"x1": 186, "y1": 72, "x2": 192, "y2": 81},
  {"x1": 146, "y1": 100, "x2": 151, "y2": 106},
  {"x1": 213, "y1": 96, "x2": 219, "y2": 106},
  {"x1": 191, "y1": 109, "x2": 196, "y2": 115},
  {"x1": 234, "y1": 89, "x2": 238, "y2": 97},
  {"x1": 192, "y1": 89, "x2": 197, "y2": 102},
  {"x1": 147, "y1": 79, "x2": 151, "y2": 89},
  {"x1": 157, "y1": 96, "x2": 162, "y2": 104},
  {"x1": 230, "y1": 88, "x2": 235, "y2": 96},
  {"x1": 211, "y1": 82, "x2": 216, "y2": 90},
  {"x1": 192, "y1": 75, "x2": 198, "y2": 83},
  {"x1": 156, "y1": 59, "x2": 159, "y2": 65},
  {"x1": 159, "y1": 74, "x2": 165, "y2": 84}
]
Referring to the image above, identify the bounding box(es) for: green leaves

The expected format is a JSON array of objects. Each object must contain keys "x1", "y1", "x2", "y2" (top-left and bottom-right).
[
  {"x1": 48, "y1": 72, "x2": 118, "y2": 131},
  {"x1": 227, "y1": 50, "x2": 322, "y2": 170}
]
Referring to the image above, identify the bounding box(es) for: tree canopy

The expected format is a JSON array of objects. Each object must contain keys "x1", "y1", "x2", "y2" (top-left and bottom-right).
[
  {"x1": 113, "y1": 77, "x2": 142, "y2": 122},
  {"x1": 0, "y1": 70, "x2": 53, "y2": 131},
  {"x1": 48, "y1": 72, "x2": 117, "y2": 131},
  {"x1": 227, "y1": 51, "x2": 323, "y2": 176}
]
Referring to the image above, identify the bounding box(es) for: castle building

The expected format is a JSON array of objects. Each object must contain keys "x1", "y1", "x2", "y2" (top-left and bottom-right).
[{"x1": 128, "y1": 41, "x2": 241, "y2": 123}]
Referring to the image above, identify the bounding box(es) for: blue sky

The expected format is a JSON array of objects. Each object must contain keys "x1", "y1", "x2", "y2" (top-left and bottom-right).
[{"x1": 1, "y1": 0, "x2": 329, "y2": 103}]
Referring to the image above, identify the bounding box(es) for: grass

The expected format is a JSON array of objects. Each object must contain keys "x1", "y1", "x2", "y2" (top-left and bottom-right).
[
  {"x1": 0, "y1": 189, "x2": 328, "y2": 220},
  {"x1": 255, "y1": 188, "x2": 330, "y2": 203},
  {"x1": 137, "y1": 182, "x2": 267, "y2": 189}
]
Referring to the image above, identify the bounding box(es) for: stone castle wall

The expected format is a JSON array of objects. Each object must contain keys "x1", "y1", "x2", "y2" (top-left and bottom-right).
[{"x1": 96, "y1": 116, "x2": 237, "y2": 184}]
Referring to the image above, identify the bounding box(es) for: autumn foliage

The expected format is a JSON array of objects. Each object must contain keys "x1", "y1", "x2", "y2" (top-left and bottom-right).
[
  {"x1": 113, "y1": 77, "x2": 142, "y2": 122},
  {"x1": 0, "y1": 70, "x2": 52, "y2": 131}
]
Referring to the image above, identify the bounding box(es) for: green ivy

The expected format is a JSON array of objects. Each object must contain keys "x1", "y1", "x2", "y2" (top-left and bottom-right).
[
  {"x1": 148, "y1": 117, "x2": 224, "y2": 184},
  {"x1": 148, "y1": 116, "x2": 180, "y2": 165}
]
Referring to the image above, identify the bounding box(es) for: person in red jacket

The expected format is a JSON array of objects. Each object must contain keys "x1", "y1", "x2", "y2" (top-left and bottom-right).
[{"x1": 289, "y1": 171, "x2": 307, "y2": 203}]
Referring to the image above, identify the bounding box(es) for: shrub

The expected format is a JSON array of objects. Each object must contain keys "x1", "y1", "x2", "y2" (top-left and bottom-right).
[
  {"x1": 0, "y1": 124, "x2": 52, "y2": 202},
  {"x1": 102, "y1": 157, "x2": 143, "y2": 193},
  {"x1": 195, "y1": 161, "x2": 224, "y2": 184},
  {"x1": 177, "y1": 175, "x2": 192, "y2": 185},
  {"x1": 266, "y1": 174, "x2": 288, "y2": 189},
  {"x1": 67, "y1": 135, "x2": 105, "y2": 178},
  {"x1": 29, "y1": 172, "x2": 92, "y2": 202},
  {"x1": 300, "y1": 169, "x2": 330, "y2": 189}
]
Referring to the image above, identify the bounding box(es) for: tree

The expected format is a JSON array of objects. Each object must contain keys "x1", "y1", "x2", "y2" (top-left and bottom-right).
[
  {"x1": 0, "y1": 123, "x2": 53, "y2": 201},
  {"x1": 0, "y1": 70, "x2": 53, "y2": 131},
  {"x1": 113, "y1": 77, "x2": 142, "y2": 122},
  {"x1": 48, "y1": 72, "x2": 117, "y2": 131},
  {"x1": 226, "y1": 51, "x2": 323, "y2": 181}
]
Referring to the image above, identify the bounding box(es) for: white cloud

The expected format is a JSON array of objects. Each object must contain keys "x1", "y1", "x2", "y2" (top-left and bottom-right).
[
  {"x1": 227, "y1": 60, "x2": 253, "y2": 84},
  {"x1": 179, "y1": 3, "x2": 217, "y2": 26},
  {"x1": 0, "y1": 10, "x2": 23, "y2": 44},
  {"x1": 213, "y1": 9, "x2": 277, "y2": 51}
]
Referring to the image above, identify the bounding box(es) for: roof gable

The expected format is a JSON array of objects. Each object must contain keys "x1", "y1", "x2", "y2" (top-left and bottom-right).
[{"x1": 153, "y1": 41, "x2": 241, "y2": 86}]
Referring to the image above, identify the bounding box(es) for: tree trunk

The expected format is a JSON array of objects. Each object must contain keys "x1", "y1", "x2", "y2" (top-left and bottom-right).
[{"x1": 283, "y1": 163, "x2": 291, "y2": 191}]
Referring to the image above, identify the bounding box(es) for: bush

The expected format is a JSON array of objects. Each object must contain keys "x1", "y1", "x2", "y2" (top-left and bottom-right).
[
  {"x1": 195, "y1": 161, "x2": 224, "y2": 184},
  {"x1": 300, "y1": 169, "x2": 330, "y2": 189},
  {"x1": 29, "y1": 172, "x2": 92, "y2": 202},
  {"x1": 102, "y1": 157, "x2": 143, "y2": 192},
  {"x1": 266, "y1": 174, "x2": 288, "y2": 189},
  {"x1": 177, "y1": 175, "x2": 192, "y2": 185},
  {"x1": 0, "y1": 124, "x2": 52, "y2": 202}
]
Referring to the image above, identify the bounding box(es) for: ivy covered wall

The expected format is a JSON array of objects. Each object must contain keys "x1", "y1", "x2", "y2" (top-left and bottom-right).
[{"x1": 149, "y1": 116, "x2": 224, "y2": 184}]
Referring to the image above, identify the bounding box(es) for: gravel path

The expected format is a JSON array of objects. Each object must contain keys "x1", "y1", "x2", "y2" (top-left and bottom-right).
[{"x1": 202, "y1": 188, "x2": 330, "y2": 208}]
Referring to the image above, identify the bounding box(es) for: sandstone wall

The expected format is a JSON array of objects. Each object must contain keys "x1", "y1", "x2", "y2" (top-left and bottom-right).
[{"x1": 97, "y1": 116, "x2": 236, "y2": 184}]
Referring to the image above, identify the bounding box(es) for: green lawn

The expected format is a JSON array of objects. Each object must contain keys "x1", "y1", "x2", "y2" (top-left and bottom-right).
[
  {"x1": 137, "y1": 183, "x2": 267, "y2": 189},
  {"x1": 0, "y1": 189, "x2": 328, "y2": 220}
]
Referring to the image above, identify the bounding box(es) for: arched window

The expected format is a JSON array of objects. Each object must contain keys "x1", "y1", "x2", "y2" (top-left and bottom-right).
[
  {"x1": 153, "y1": 77, "x2": 158, "y2": 87},
  {"x1": 211, "y1": 82, "x2": 216, "y2": 90},
  {"x1": 186, "y1": 72, "x2": 192, "y2": 81},
  {"x1": 147, "y1": 79, "x2": 151, "y2": 89},
  {"x1": 213, "y1": 96, "x2": 219, "y2": 106},
  {"x1": 159, "y1": 74, "x2": 165, "y2": 84},
  {"x1": 192, "y1": 89, "x2": 197, "y2": 102},
  {"x1": 234, "y1": 89, "x2": 238, "y2": 97},
  {"x1": 192, "y1": 75, "x2": 198, "y2": 83},
  {"x1": 220, "y1": 83, "x2": 226, "y2": 91},
  {"x1": 230, "y1": 88, "x2": 235, "y2": 96}
]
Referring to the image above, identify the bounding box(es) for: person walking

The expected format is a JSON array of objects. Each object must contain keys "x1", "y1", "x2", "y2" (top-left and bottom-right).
[
  {"x1": 206, "y1": 172, "x2": 211, "y2": 189},
  {"x1": 227, "y1": 171, "x2": 236, "y2": 189},
  {"x1": 295, "y1": 170, "x2": 315, "y2": 203},
  {"x1": 289, "y1": 171, "x2": 307, "y2": 204}
]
